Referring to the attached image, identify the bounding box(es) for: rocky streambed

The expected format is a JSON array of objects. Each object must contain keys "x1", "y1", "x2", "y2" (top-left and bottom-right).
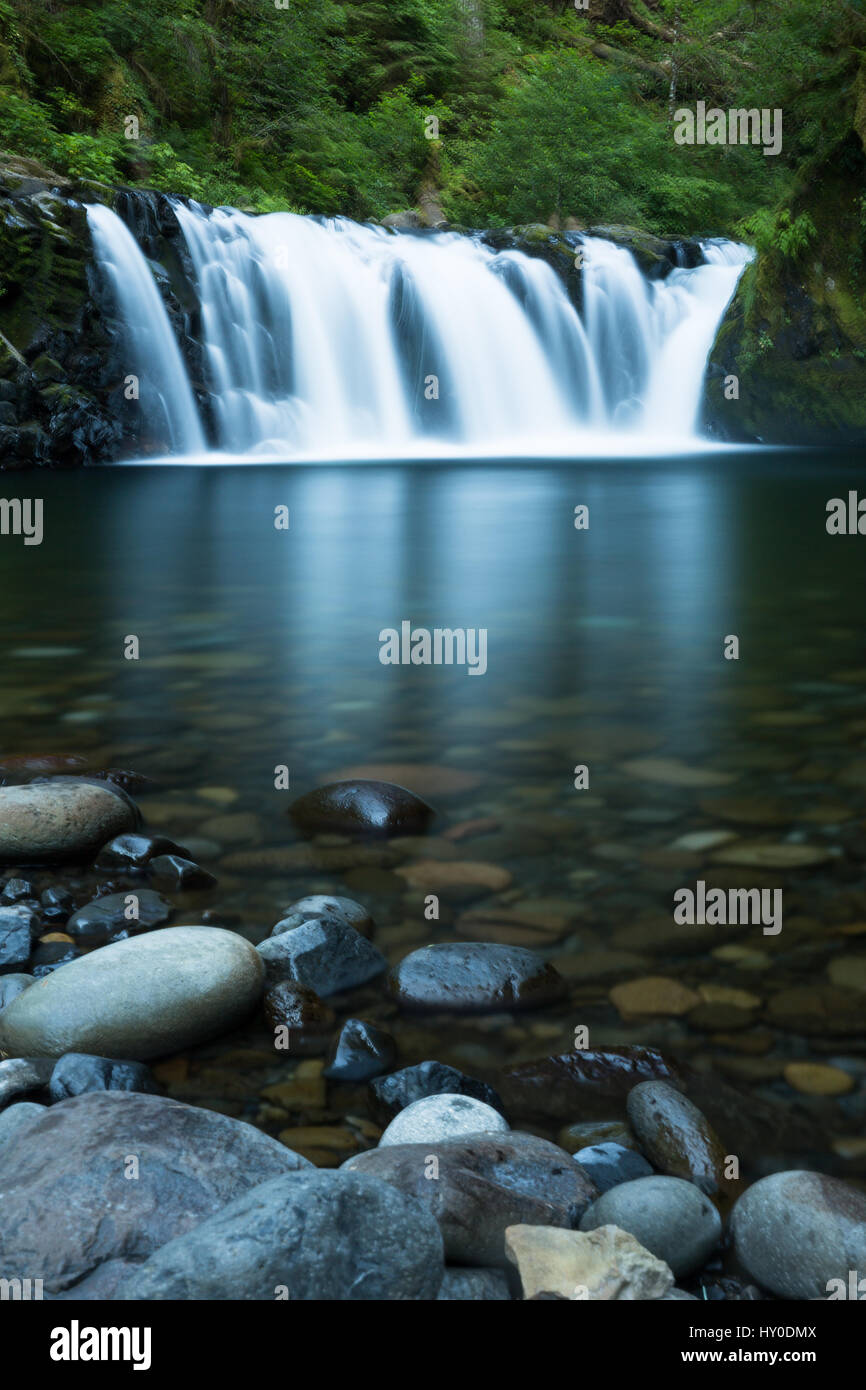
[{"x1": 1, "y1": 768, "x2": 865, "y2": 1302}]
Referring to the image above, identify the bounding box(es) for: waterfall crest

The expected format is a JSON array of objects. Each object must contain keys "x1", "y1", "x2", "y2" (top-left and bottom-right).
[{"x1": 86, "y1": 201, "x2": 751, "y2": 460}]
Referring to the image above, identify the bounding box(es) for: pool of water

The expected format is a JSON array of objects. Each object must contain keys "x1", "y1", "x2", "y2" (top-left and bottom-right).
[{"x1": 2, "y1": 452, "x2": 865, "y2": 1175}]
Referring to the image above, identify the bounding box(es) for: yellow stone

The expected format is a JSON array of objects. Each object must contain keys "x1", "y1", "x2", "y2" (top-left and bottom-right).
[
  {"x1": 783, "y1": 1063, "x2": 855, "y2": 1096},
  {"x1": 609, "y1": 976, "x2": 701, "y2": 1019},
  {"x1": 698, "y1": 984, "x2": 761, "y2": 1010}
]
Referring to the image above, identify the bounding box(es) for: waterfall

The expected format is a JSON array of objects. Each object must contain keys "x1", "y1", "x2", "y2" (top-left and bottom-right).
[
  {"x1": 85, "y1": 203, "x2": 205, "y2": 455},
  {"x1": 87, "y1": 201, "x2": 752, "y2": 460}
]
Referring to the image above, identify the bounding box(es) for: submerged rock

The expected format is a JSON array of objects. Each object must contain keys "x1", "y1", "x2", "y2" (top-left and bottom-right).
[
  {"x1": 0, "y1": 778, "x2": 138, "y2": 864},
  {"x1": 263, "y1": 981, "x2": 335, "y2": 1055},
  {"x1": 0, "y1": 926, "x2": 265, "y2": 1060},
  {"x1": 118, "y1": 1168, "x2": 444, "y2": 1300},
  {"x1": 95, "y1": 833, "x2": 189, "y2": 871},
  {"x1": 388, "y1": 942, "x2": 566, "y2": 1013},
  {"x1": 324, "y1": 1018, "x2": 395, "y2": 1082},
  {"x1": 289, "y1": 779, "x2": 435, "y2": 838},
  {"x1": 65, "y1": 888, "x2": 172, "y2": 943},
  {"x1": 0, "y1": 1091, "x2": 312, "y2": 1297}
]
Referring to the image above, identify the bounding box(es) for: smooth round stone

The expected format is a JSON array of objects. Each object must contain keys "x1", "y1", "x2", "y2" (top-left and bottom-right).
[
  {"x1": 94, "y1": 833, "x2": 188, "y2": 871},
  {"x1": 257, "y1": 917, "x2": 386, "y2": 995},
  {"x1": 66, "y1": 889, "x2": 173, "y2": 943},
  {"x1": 0, "y1": 1091, "x2": 311, "y2": 1297},
  {"x1": 730, "y1": 1171, "x2": 866, "y2": 1300},
  {"x1": 289, "y1": 779, "x2": 435, "y2": 839},
  {"x1": 0, "y1": 972, "x2": 34, "y2": 1011},
  {"x1": 388, "y1": 942, "x2": 566, "y2": 1013},
  {"x1": 48, "y1": 1052, "x2": 158, "y2": 1101},
  {"x1": 263, "y1": 981, "x2": 335, "y2": 1055},
  {"x1": 379, "y1": 1093, "x2": 510, "y2": 1147},
  {"x1": 627, "y1": 1080, "x2": 731, "y2": 1196},
  {"x1": 580, "y1": 1176, "x2": 722, "y2": 1277},
  {"x1": 273, "y1": 895, "x2": 374, "y2": 940},
  {"x1": 574, "y1": 1142, "x2": 653, "y2": 1193},
  {"x1": 0, "y1": 778, "x2": 138, "y2": 864},
  {"x1": 437, "y1": 1268, "x2": 512, "y2": 1300},
  {"x1": 324, "y1": 1018, "x2": 396, "y2": 1083},
  {"x1": 369, "y1": 1059, "x2": 505, "y2": 1124},
  {"x1": 0, "y1": 926, "x2": 265, "y2": 1060},
  {"x1": 0, "y1": 1100, "x2": 45, "y2": 1147},
  {"x1": 117, "y1": 1169, "x2": 444, "y2": 1300}
]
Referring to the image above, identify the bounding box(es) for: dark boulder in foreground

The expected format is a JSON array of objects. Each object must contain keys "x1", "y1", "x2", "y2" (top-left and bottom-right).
[
  {"x1": 288, "y1": 779, "x2": 435, "y2": 838},
  {"x1": 118, "y1": 1169, "x2": 444, "y2": 1300},
  {"x1": 0, "y1": 1091, "x2": 312, "y2": 1297}
]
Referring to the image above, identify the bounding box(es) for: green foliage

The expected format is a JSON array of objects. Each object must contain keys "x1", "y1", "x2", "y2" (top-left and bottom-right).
[{"x1": 737, "y1": 208, "x2": 818, "y2": 262}]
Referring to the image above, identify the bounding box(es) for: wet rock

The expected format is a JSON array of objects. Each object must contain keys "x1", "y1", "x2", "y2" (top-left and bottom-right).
[
  {"x1": 388, "y1": 943, "x2": 566, "y2": 1013},
  {"x1": 0, "y1": 972, "x2": 33, "y2": 1010},
  {"x1": 0, "y1": 877, "x2": 34, "y2": 903},
  {"x1": 94, "y1": 833, "x2": 188, "y2": 871},
  {"x1": 0, "y1": 778, "x2": 138, "y2": 864},
  {"x1": 148, "y1": 855, "x2": 217, "y2": 890},
  {"x1": 29, "y1": 938, "x2": 78, "y2": 978},
  {"x1": 273, "y1": 894, "x2": 374, "y2": 940},
  {"x1": 0, "y1": 926, "x2": 265, "y2": 1060},
  {"x1": 263, "y1": 981, "x2": 335, "y2": 1055},
  {"x1": 65, "y1": 888, "x2": 173, "y2": 943},
  {"x1": 40, "y1": 886, "x2": 75, "y2": 922},
  {"x1": 498, "y1": 1048, "x2": 684, "y2": 1124},
  {"x1": 379, "y1": 1093, "x2": 509, "y2": 1147},
  {"x1": 573, "y1": 1142, "x2": 654, "y2": 1193},
  {"x1": 118, "y1": 1169, "x2": 444, "y2": 1300},
  {"x1": 0, "y1": 1099, "x2": 45, "y2": 1146},
  {"x1": 730, "y1": 1170, "x2": 866, "y2": 1300},
  {"x1": 437, "y1": 1268, "x2": 512, "y2": 1300},
  {"x1": 344, "y1": 1132, "x2": 598, "y2": 1266},
  {"x1": 0, "y1": 904, "x2": 36, "y2": 972},
  {"x1": 256, "y1": 917, "x2": 386, "y2": 995},
  {"x1": 289, "y1": 779, "x2": 435, "y2": 839},
  {"x1": 505, "y1": 1223, "x2": 674, "y2": 1301},
  {"x1": 48, "y1": 1052, "x2": 158, "y2": 1101},
  {"x1": 324, "y1": 1018, "x2": 395, "y2": 1082},
  {"x1": 580, "y1": 1176, "x2": 722, "y2": 1277},
  {"x1": 558, "y1": 1121, "x2": 637, "y2": 1153},
  {"x1": 627, "y1": 1081, "x2": 732, "y2": 1196},
  {"x1": 0, "y1": 1055, "x2": 53, "y2": 1106},
  {"x1": 370, "y1": 1060, "x2": 506, "y2": 1125},
  {"x1": 0, "y1": 1091, "x2": 312, "y2": 1297}
]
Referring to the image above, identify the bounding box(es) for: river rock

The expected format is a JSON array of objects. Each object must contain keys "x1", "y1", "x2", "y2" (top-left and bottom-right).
[
  {"x1": 730, "y1": 1170, "x2": 866, "y2": 1299},
  {"x1": 0, "y1": 926, "x2": 265, "y2": 1060},
  {"x1": 323, "y1": 1017, "x2": 395, "y2": 1082},
  {"x1": 0, "y1": 1055, "x2": 52, "y2": 1106},
  {"x1": 48, "y1": 1052, "x2": 158, "y2": 1101},
  {"x1": 626, "y1": 1080, "x2": 732, "y2": 1196},
  {"x1": 505, "y1": 1223, "x2": 674, "y2": 1301},
  {"x1": 388, "y1": 942, "x2": 566, "y2": 1013},
  {"x1": 0, "y1": 778, "x2": 138, "y2": 864},
  {"x1": 0, "y1": 1099, "x2": 45, "y2": 1146},
  {"x1": 94, "y1": 833, "x2": 189, "y2": 870},
  {"x1": 437, "y1": 1268, "x2": 512, "y2": 1300},
  {"x1": 118, "y1": 1169, "x2": 443, "y2": 1300},
  {"x1": 0, "y1": 904, "x2": 36, "y2": 972},
  {"x1": 498, "y1": 1047, "x2": 683, "y2": 1124},
  {"x1": 0, "y1": 1091, "x2": 312, "y2": 1297},
  {"x1": 65, "y1": 888, "x2": 173, "y2": 943},
  {"x1": 148, "y1": 855, "x2": 216, "y2": 890},
  {"x1": 379, "y1": 1093, "x2": 509, "y2": 1147},
  {"x1": 344, "y1": 1132, "x2": 598, "y2": 1266},
  {"x1": 573, "y1": 1142, "x2": 653, "y2": 1193},
  {"x1": 273, "y1": 894, "x2": 374, "y2": 940},
  {"x1": 369, "y1": 1059, "x2": 505, "y2": 1124},
  {"x1": 257, "y1": 917, "x2": 386, "y2": 995},
  {"x1": 263, "y1": 981, "x2": 335, "y2": 1055},
  {"x1": 580, "y1": 1175, "x2": 722, "y2": 1277},
  {"x1": 289, "y1": 779, "x2": 435, "y2": 838},
  {"x1": 0, "y1": 971, "x2": 33, "y2": 1009}
]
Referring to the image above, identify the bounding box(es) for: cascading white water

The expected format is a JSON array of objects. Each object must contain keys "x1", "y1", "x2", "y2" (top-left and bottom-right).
[
  {"x1": 87, "y1": 201, "x2": 752, "y2": 460},
  {"x1": 85, "y1": 204, "x2": 205, "y2": 455}
]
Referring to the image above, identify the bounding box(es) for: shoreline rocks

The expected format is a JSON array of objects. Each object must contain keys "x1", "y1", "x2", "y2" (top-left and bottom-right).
[
  {"x1": 0, "y1": 778, "x2": 138, "y2": 864},
  {"x1": 730, "y1": 1170, "x2": 866, "y2": 1300}
]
